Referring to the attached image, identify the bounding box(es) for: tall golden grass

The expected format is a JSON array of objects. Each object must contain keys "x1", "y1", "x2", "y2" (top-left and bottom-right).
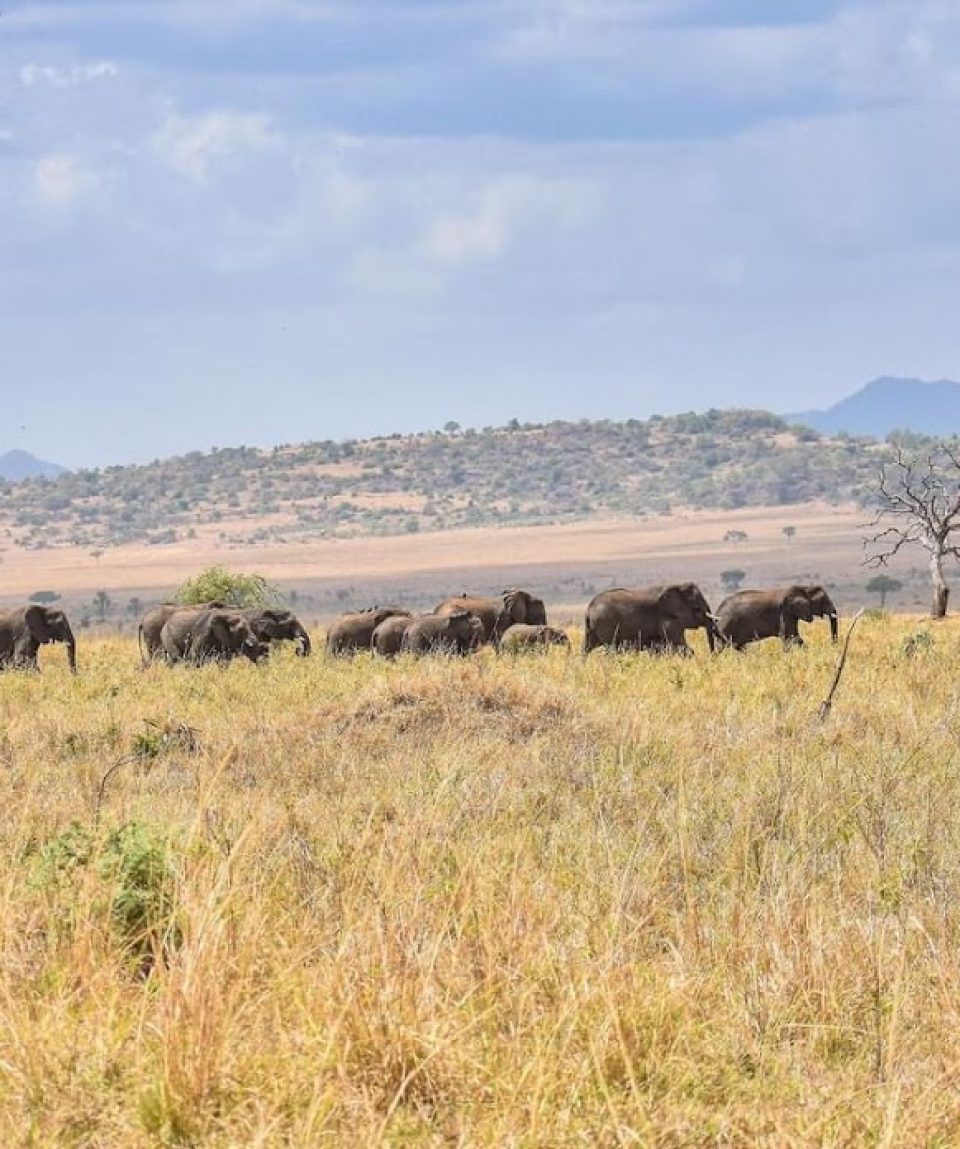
[{"x1": 1, "y1": 617, "x2": 960, "y2": 1146}]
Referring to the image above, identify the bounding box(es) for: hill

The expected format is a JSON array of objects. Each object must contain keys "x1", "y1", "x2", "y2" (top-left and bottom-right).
[
  {"x1": 788, "y1": 376, "x2": 960, "y2": 437},
  {"x1": 0, "y1": 449, "x2": 66, "y2": 482},
  {"x1": 0, "y1": 409, "x2": 891, "y2": 553}
]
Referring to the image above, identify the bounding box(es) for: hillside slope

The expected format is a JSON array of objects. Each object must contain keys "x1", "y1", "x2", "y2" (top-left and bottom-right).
[{"x1": 0, "y1": 409, "x2": 886, "y2": 551}]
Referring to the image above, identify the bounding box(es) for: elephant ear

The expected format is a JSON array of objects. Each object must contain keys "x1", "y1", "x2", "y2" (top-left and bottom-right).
[
  {"x1": 502, "y1": 588, "x2": 529, "y2": 622},
  {"x1": 805, "y1": 585, "x2": 832, "y2": 613},
  {"x1": 784, "y1": 589, "x2": 814, "y2": 621},
  {"x1": 23, "y1": 605, "x2": 50, "y2": 640},
  {"x1": 656, "y1": 587, "x2": 685, "y2": 616},
  {"x1": 208, "y1": 614, "x2": 232, "y2": 647}
]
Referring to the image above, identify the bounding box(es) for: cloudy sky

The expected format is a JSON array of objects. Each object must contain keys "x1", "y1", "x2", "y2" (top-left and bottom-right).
[{"x1": 2, "y1": 0, "x2": 959, "y2": 467}]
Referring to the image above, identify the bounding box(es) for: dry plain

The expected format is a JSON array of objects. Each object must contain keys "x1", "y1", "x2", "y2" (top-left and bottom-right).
[{"x1": 0, "y1": 502, "x2": 932, "y2": 620}]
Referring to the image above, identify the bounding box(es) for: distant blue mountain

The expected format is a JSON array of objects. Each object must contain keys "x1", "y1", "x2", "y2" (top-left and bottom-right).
[
  {"x1": 787, "y1": 377, "x2": 960, "y2": 439},
  {"x1": 0, "y1": 450, "x2": 67, "y2": 482}
]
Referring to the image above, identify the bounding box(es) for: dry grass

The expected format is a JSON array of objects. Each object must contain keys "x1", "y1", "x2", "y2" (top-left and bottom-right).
[{"x1": 2, "y1": 616, "x2": 960, "y2": 1145}]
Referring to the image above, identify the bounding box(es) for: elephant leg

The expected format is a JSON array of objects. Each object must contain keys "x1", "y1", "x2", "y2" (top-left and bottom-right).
[
  {"x1": 780, "y1": 616, "x2": 803, "y2": 649},
  {"x1": 14, "y1": 640, "x2": 39, "y2": 671}
]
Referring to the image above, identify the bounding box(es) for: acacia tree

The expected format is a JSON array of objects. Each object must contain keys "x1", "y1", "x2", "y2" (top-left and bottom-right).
[
  {"x1": 865, "y1": 574, "x2": 903, "y2": 608},
  {"x1": 720, "y1": 569, "x2": 746, "y2": 593},
  {"x1": 864, "y1": 446, "x2": 960, "y2": 618}
]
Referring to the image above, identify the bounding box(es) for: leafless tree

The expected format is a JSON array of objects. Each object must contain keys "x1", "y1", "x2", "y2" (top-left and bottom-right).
[{"x1": 864, "y1": 445, "x2": 960, "y2": 618}]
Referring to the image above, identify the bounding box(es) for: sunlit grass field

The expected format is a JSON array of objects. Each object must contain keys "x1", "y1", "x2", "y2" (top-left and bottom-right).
[{"x1": 2, "y1": 616, "x2": 960, "y2": 1146}]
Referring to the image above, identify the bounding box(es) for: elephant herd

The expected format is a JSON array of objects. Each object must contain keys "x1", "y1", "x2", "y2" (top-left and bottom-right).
[{"x1": 0, "y1": 583, "x2": 839, "y2": 673}]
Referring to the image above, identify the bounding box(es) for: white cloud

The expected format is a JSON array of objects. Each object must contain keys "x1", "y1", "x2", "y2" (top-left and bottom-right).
[
  {"x1": 422, "y1": 176, "x2": 591, "y2": 267},
  {"x1": 34, "y1": 153, "x2": 100, "y2": 206},
  {"x1": 152, "y1": 110, "x2": 276, "y2": 180},
  {"x1": 20, "y1": 61, "x2": 118, "y2": 87}
]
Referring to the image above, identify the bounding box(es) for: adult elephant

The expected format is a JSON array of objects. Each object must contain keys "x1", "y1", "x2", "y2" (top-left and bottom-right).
[
  {"x1": 239, "y1": 608, "x2": 311, "y2": 656},
  {"x1": 583, "y1": 583, "x2": 718, "y2": 656},
  {"x1": 716, "y1": 585, "x2": 838, "y2": 650},
  {"x1": 433, "y1": 589, "x2": 547, "y2": 647},
  {"x1": 371, "y1": 614, "x2": 416, "y2": 657},
  {"x1": 499, "y1": 624, "x2": 570, "y2": 653},
  {"x1": 325, "y1": 607, "x2": 411, "y2": 655},
  {"x1": 400, "y1": 610, "x2": 484, "y2": 655},
  {"x1": 160, "y1": 607, "x2": 266, "y2": 665},
  {"x1": 139, "y1": 602, "x2": 225, "y2": 663},
  {"x1": 0, "y1": 605, "x2": 77, "y2": 673}
]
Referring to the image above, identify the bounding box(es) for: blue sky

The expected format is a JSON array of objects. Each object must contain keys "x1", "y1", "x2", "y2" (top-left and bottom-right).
[{"x1": 2, "y1": 0, "x2": 959, "y2": 467}]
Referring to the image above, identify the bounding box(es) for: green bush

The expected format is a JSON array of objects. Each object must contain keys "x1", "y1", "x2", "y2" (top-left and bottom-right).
[
  {"x1": 177, "y1": 565, "x2": 279, "y2": 608},
  {"x1": 32, "y1": 820, "x2": 182, "y2": 967}
]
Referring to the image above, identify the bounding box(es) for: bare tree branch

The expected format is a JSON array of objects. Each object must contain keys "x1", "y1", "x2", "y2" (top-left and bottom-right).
[{"x1": 862, "y1": 445, "x2": 960, "y2": 617}]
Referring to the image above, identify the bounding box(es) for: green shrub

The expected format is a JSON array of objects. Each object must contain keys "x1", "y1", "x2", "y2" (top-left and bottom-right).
[
  {"x1": 177, "y1": 565, "x2": 279, "y2": 608},
  {"x1": 32, "y1": 820, "x2": 182, "y2": 968},
  {"x1": 901, "y1": 630, "x2": 934, "y2": 658}
]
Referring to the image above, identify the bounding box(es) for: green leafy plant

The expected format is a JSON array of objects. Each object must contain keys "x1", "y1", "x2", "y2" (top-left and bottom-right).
[
  {"x1": 900, "y1": 630, "x2": 934, "y2": 658},
  {"x1": 177, "y1": 565, "x2": 279, "y2": 609},
  {"x1": 32, "y1": 820, "x2": 182, "y2": 967}
]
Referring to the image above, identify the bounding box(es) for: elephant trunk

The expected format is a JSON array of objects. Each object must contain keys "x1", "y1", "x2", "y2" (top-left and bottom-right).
[
  {"x1": 829, "y1": 613, "x2": 839, "y2": 643},
  {"x1": 295, "y1": 625, "x2": 311, "y2": 657},
  {"x1": 705, "y1": 614, "x2": 720, "y2": 653},
  {"x1": 65, "y1": 635, "x2": 77, "y2": 674}
]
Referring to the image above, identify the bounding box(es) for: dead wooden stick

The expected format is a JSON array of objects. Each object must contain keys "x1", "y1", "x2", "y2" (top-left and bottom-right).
[{"x1": 818, "y1": 608, "x2": 865, "y2": 721}]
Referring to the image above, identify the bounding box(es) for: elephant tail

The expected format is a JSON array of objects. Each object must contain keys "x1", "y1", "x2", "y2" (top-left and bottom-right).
[
  {"x1": 582, "y1": 615, "x2": 598, "y2": 656},
  {"x1": 137, "y1": 623, "x2": 147, "y2": 667}
]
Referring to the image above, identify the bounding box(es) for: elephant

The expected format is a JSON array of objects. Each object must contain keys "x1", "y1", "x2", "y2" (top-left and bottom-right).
[
  {"x1": 433, "y1": 588, "x2": 547, "y2": 647},
  {"x1": 582, "y1": 583, "x2": 718, "y2": 656},
  {"x1": 371, "y1": 614, "x2": 416, "y2": 657},
  {"x1": 0, "y1": 605, "x2": 77, "y2": 673},
  {"x1": 239, "y1": 608, "x2": 311, "y2": 656},
  {"x1": 400, "y1": 610, "x2": 484, "y2": 655},
  {"x1": 139, "y1": 601, "x2": 225, "y2": 663},
  {"x1": 325, "y1": 607, "x2": 411, "y2": 655},
  {"x1": 160, "y1": 607, "x2": 267, "y2": 665},
  {"x1": 715, "y1": 585, "x2": 839, "y2": 650},
  {"x1": 499, "y1": 624, "x2": 570, "y2": 653}
]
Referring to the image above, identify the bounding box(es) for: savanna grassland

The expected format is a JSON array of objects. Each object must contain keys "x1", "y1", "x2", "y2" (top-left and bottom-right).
[{"x1": 3, "y1": 619, "x2": 960, "y2": 1146}]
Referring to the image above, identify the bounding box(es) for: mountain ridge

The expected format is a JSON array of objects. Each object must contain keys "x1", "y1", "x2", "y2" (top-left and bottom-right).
[
  {"x1": 0, "y1": 450, "x2": 67, "y2": 482},
  {"x1": 787, "y1": 376, "x2": 960, "y2": 438}
]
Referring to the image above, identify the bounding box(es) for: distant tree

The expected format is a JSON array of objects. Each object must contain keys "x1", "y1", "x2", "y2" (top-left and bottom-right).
[
  {"x1": 864, "y1": 446, "x2": 960, "y2": 618},
  {"x1": 90, "y1": 549, "x2": 104, "y2": 565},
  {"x1": 126, "y1": 596, "x2": 144, "y2": 619},
  {"x1": 443, "y1": 421, "x2": 461, "y2": 434},
  {"x1": 93, "y1": 591, "x2": 111, "y2": 621},
  {"x1": 723, "y1": 529, "x2": 749, "y2": 544},
  {"x1": 720, "y1": 569, "x2": 747, "y2": 593},
  {"x1": 782, "y1": 526, "x2": 797, "y2": 543},
  {"x1": 866, "y1": 574, "x2": 903, "y2": 608},
  {"x1": 176, "y1": 566, "x2": 278, "y2": 609},
  {"x1": 29, "y1": 590, "x2": 61, "y2": 605}
]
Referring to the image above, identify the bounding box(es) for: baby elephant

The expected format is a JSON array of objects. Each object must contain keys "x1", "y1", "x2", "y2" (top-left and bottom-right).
[
  {"x1": 499, "y1": 624, "x2": 570, "y2": 653},
  {"x1": 371, "y1": 614, "x2": 415, "y2": 656},
  {"x1": 400, "y1": 610, "x2": 483, "y2": 655}
]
